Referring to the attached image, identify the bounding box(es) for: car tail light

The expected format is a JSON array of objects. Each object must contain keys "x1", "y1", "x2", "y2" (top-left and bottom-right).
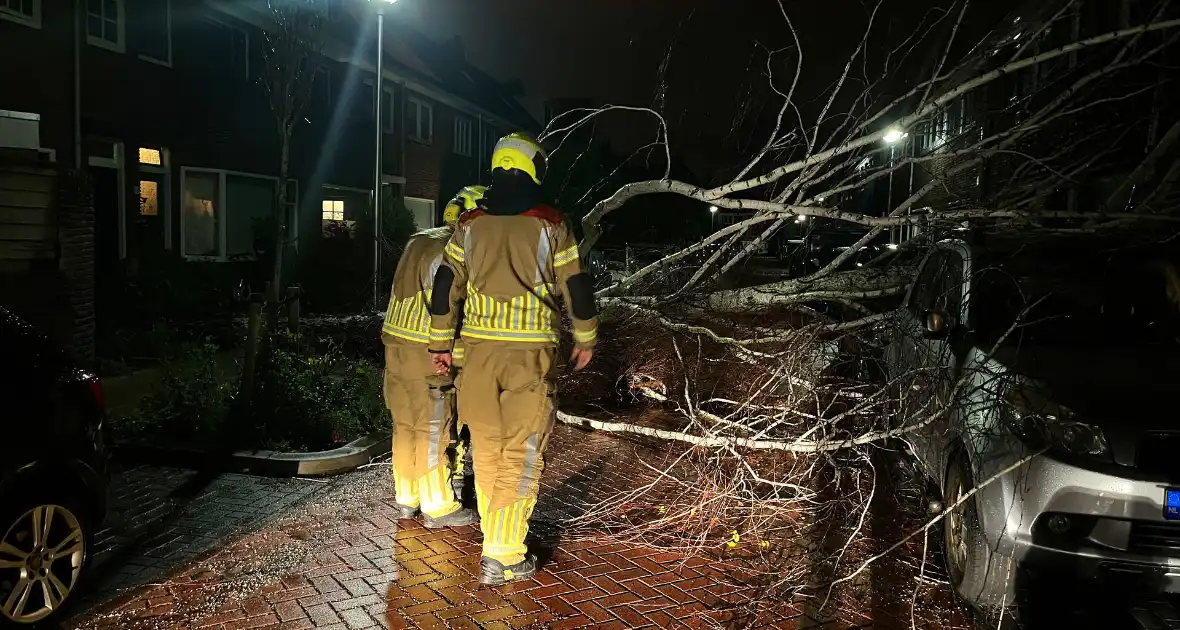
[{"x1": 87, "y1": 376, "x2": 105, "y2": 410}]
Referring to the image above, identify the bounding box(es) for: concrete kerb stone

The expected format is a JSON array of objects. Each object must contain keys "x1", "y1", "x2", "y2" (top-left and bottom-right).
[{"x1": 115, "y1": 432, "x2": 392, "y2": 477}]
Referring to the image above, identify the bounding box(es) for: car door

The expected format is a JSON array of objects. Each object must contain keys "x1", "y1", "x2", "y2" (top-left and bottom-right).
[{"x1": 888, "y1": 244, "x2": 970, "y2": 487}]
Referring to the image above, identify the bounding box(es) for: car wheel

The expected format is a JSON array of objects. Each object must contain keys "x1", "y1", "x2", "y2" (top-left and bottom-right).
[
  {"x1": 0, "y1": 495, "x2": 93, "y2": 627},
  {"x1": 943, "y1": 450, "x2": 992, "y2": 610}
]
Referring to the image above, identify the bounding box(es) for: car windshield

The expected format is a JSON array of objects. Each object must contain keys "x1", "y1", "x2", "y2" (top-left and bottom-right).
[{"x1": 971, "y1": 243, "x2": 1180, "y2": 347}]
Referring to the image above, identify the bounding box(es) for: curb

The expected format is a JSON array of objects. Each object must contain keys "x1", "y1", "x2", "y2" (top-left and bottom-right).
[{"x1": 115, "y1": 432, "x2": 392, "y2": 477}]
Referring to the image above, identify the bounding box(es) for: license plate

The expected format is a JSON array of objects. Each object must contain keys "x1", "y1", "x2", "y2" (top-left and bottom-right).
[{"x1": 1166, "y1": 489, "x2": 1180, "y2": 520}]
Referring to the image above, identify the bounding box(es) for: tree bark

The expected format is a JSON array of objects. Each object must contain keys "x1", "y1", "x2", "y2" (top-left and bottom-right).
[{"x1": 268, "y1": 133, "x2": 291, "y2": 328}]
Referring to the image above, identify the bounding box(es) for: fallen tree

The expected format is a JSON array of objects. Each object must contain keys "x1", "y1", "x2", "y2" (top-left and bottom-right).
[{"x1": 543, "y1": 0, "x2": 1180, "y2": 626}]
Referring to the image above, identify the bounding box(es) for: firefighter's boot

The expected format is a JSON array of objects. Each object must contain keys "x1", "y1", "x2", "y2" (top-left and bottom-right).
[
  {"x1": 423, "y1": 507, "x2": 479, "y2": 529},
  {"x1": 479, "y1": 555, "x2": 538, "y2": 586},
  {"x1": 395, "y1": 503, "x2": 419, "y2": 519}
]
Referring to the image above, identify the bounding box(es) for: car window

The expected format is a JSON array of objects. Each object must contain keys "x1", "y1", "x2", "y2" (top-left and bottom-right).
[
  {"x1": 938, "y1": 255, "x2": 965, "y2": 320},
  {"x1": 910, "y1": 251, "x2": 946, "y2": 314},
  {"x1": 909, "y1": 249, "x2": 966, "y2": 320}
]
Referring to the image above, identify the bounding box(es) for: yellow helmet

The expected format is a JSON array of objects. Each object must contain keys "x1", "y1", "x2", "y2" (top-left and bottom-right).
[
  {"x1": 443, "y1": 185, "x2": 487, "y2": 225},
  {"x1": 490, "y1": 132, "x2": 548, "y2": 185}
]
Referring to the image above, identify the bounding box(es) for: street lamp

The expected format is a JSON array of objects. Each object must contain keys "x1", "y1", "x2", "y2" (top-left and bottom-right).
[
  {"x1": 882, "y1": 127, "x2": 907, "y2": 144},
  {"x1": 370, "y1": 0, "x2": 399, "y2": 311},
  {"x1": 709, "y1": 205, "x2": 718, "y2": 213}
]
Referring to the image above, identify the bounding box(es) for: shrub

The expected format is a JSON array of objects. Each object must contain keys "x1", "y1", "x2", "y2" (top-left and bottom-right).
[
  {"x1": 242, "y1": 333, "x2": 385, "y2": 451},
  {"x1": 113, "y1": 340, "x2": 235, "y2": 443}
]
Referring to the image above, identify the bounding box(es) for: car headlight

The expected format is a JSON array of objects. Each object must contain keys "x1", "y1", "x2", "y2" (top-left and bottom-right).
[{"x1": 1003, "y1": 386, "x2": 1109, "y2": 458}]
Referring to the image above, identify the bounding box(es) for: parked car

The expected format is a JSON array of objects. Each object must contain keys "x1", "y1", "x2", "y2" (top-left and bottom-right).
[
  {"x1": 882, "y1": 235, "x2": 1180, "y2": 620},
  {"x1": 0, "y1": 307, "x2": 109, "y2": 627}
]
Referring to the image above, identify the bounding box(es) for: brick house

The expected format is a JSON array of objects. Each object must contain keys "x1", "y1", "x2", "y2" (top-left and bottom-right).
[{"x1": 0, "y1": 0, "x2": 537, "y2": 329}]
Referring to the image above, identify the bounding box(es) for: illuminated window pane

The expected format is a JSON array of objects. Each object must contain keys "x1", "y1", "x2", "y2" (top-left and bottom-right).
[
  {"x1": 139, "y1": 180, "x2": 158, "y2": 216},
  {"x1": 321, "y1": 199, "x2": 344, "y2": 222},
  {"x1": 183, "y1": 171, "x2": 220, "y2": 257},
  {"x1": 139, "y1": 147, "x2": 162, "y2": 165}
]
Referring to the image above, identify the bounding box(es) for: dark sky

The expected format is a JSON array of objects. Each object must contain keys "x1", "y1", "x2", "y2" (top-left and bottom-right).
[{"x1": 391, "y1": 0, "x2": 928, "y2": 177}]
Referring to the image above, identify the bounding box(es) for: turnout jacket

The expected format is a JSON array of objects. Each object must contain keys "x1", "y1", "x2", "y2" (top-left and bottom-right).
[
  {"x1": 382, "y1": 227, "x2": 452, "y2": 346},
  {"x1": 427, "y1": 205, "x2": 598, "y2": 351}
]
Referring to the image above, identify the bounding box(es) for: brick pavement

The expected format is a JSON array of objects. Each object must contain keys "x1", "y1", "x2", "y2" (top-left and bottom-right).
[
  {"x1": 85, "y1": 465, "x2": 328, "y2": 600},
  {"x1": 63, "y1": 425, "x2": 966, "y2": 630}
]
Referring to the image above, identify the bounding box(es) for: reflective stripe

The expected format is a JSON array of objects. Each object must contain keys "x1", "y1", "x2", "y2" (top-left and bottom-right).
[
  {"x1": 459, "y1": 284, "x2": 560, "y2": 345},
  {"x1": 428, "y1": 327, "x2": 456, "y2": 343},
  {"x1": 493, "y1": 137, "x2": 542, "y2": 160},
  {"x1": 461, "y1": 326, "x2": 559, "y2": 344},
  {"x1": 573, "y1": 327, "x2": 597, "y2": 344},
  {"x1": 383, "y1": 327, "x2": 430, "y2": 343},
  {"x1": 535, "y1": 226, "x2": 552, "y2": 285},
  {"x1": 452, "y1": 346, "x2": 466, "y2": 361},
  {"x1": 427, "y1": 387, "x2": 445, "y2": 466},
  {"x1": 516, "y1": 433, "x2": 540, "y2": 497},
  {"x1": 424, "y1": 254, "x2": 442, "y2": 287},
  {"x1": 445, "y1": 241, "x2": 465, "y2": 263},
  {"x1": 382, "y1": 290, "x2": 431, "y2": 343},
  {"x1": 553, "y1": 244, "x2": 579, "y2": 267}
]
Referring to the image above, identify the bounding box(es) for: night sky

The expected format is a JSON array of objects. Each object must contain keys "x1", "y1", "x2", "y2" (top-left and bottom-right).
[{"x1": 391, "y1": 0, "x2": 898, "y2": 177}]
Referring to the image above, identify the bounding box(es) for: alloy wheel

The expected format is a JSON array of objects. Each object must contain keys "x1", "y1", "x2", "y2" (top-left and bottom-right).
[
  {"x1": 944, "y1": 475, "x2": 969, "y2": 583},
  {"x1": 0, "y1": 505, "x2": 86, "y2": 623}
]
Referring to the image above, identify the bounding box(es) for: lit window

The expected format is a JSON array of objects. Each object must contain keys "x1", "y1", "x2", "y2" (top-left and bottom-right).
[
  {"x1": 139, "y1": 147, "x2": 162, "y2": 165},
  {"x1": 86, "y1": 0, "x2": 124, "y2": 52},
  {"x1": 139, "y1": 181, "x2": 159, "y2": 216},
  {"x1": 322, "y1": 199, "x2": 345, "y2": 222}
]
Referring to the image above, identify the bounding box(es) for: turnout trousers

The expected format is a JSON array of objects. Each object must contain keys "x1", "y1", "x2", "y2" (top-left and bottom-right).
[
  {"x1": 457, "y1": 342, "x2": 557, "y2": 566},
  {"x1": 384, "y1": 343, "x2": 462, "y2": 518}
]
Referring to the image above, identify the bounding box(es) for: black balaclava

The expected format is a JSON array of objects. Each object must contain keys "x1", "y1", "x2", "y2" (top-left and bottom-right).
[{"x1": 480, "y1": 168, "x2": 548, "y2": 216}]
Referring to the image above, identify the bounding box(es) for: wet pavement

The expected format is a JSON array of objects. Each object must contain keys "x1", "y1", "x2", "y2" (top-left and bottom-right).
[{"x1": 59, "y1": 426, "x2": 973, "y2": 630}]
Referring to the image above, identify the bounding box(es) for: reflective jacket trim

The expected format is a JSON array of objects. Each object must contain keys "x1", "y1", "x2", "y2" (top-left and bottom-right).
[
  {"x1": 383, "y1": 327, "x2": 430, "y2": 343},
  {"x1": 573, "y1": 327, "x2": 597, "y2": 344},
  {"x1": 460, "y1": 283, "x2": 563, "y2": 345},
  {"x1": 553, "y1": 244, "x2": 579, "y2": 267},
  {"x1": 452, "y1": 346, "x2": 466, "y2": 361},
  {"x1": 428, "y1": 326, "x2": 456, "y2": 343},
  {"x1": 445, "y1": 241, "x2": 465, "y2": 263},
  {"x1": 460, "y1": 325, "x2": 559, "y2": 344},
  {"x1": 382, "y1": 291, "x2": 432, "y2": 343}
]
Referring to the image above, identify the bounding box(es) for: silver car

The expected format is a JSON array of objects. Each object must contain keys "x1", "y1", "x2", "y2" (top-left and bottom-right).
[{"x1": 883, "y1": 235, "x2": 1180, "y2": 622}]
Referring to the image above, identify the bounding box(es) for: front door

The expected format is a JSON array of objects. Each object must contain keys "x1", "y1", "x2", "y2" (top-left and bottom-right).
[{"x1": 90, "y1": 166, "x2": 120, "y2": 341}]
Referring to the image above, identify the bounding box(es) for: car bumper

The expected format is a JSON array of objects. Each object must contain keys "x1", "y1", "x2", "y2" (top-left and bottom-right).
[{"x1": 974, "y1": 449, "x2": 1180, "y2": 601}]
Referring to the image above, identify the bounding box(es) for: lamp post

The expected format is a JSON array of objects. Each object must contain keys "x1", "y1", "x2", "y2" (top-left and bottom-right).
[
  {"x1": 882, "y1": 126, "x2": 907, "y2": 245},
  {"x1": 370, "y1": 0, "x2": 398, "y2": 311}
]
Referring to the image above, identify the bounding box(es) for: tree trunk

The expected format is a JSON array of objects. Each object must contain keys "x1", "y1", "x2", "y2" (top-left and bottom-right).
[{"x1": 268, "y1": 132, "x2": 291, "y2": 329}]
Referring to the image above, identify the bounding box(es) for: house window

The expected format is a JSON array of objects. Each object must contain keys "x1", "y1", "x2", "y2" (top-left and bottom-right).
[
  {"x1": 128, "y1": 0, "x2": 171, "y2": 66},
  {"x1": 408, "y1": 96, "x2": 433, "y2": 144},
  {"x1": 87, "y1": 0, "x2": 125, "y2": 52},
  {"x1": 205, "y1": 17, "x2": 249, "y2": 80},
  {"x1": 0, "y1": 0, "x2": 40, "y2": 28},
  {"x1": 454, "y1": 116, "x2": 473, "y2": 156},
  {"x1": 181, "y1": 168, "x2": 289, "y2": 260},
  {"x1": 404, "y1": 196, "x2": 435, "y2": 230},
  {"x1": 139, "y1": 147, "x2": 162, "y2": 165},
  {"x1": 322, "y1": 199, "x2": 344, "y2": 222},
  {"x1": 139, "y1": 180, "x2": 159, "y2": 216}
]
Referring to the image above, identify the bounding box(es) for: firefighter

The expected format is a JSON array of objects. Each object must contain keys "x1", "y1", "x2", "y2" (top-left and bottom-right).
[
  {"x1": 428, "y1": 132, "x2": 598, "y2": 585},
  {"x1": 380, "y1": 188, "x2": 485, "y2": 528}
]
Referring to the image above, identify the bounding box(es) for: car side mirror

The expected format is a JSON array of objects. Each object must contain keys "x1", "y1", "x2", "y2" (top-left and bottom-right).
[{"x1": 922, "y1": 309, "x2": 951, "y2": 340}]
